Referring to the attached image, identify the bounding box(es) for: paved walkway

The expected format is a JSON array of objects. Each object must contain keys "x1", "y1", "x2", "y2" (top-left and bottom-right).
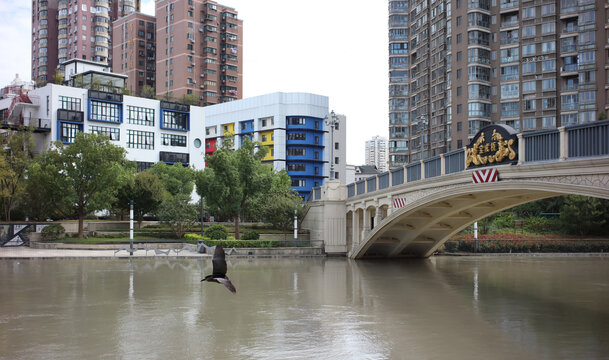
[{"x1": 0, "y1": 246, "x2": 209, "y2": 259}]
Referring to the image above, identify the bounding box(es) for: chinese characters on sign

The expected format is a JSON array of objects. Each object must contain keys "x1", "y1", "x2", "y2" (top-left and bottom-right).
[{"x1": 466, "y1": 124, "x2": 518, "y2": 168}]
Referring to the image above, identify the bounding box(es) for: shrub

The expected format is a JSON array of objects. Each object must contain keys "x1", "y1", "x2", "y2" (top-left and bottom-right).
[
  {"x1": 184, "y1": 233, "x2": 204, "y2": 241},
  {"x1": 242, "y1": 230, "x2": 260, "y2": 240},
  {"x1": 204, "y1": 224, "x2": 228, "y2": 240},
  {"x1": 41, "y1": 224, "x2": 65, "y2": 241},
  {"x1": 443, "y1": 241, "x2": 458, "y2": 252}
]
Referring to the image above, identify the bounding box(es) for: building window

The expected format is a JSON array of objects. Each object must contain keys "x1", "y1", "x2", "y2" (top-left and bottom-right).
[
  {"x1": 59, "y1": 96, "x2": 81, "y2": 111},
  {"x1": 523, "y1": 118, "x2": 536, "y2": 130},
  {"x1": 90, "y1": 100, "x2": 121, "y2": 123},
  {"x1": 126, "y1": 105, "x2": 155, "y2": 126},
  {"x1": 287, "y1": 148, "x2": 306, "y2": 156},
  {"x1": 287, "y1": 164, "x2": 306, "y2": 171},
  {"x1": 287, "y1": 133, "x2": 306, "y2": 140},
  {"x1": 288, "y1": 117, "x2": 307, "y2": 125},
  {"x1": 161, "y1": 133, "x2": 187, "y2": 147},
  {"x1": 89, "y1": 125, "x2": 119, "y2": 141},
  {"x1": 60, "y1": 122, "x2": 82, "y2": 143},
  {"x1": 127, "y1": 130, "x2": 154, "y2": 149},
  {"x1": 161, "y1": 111, "x2": 189, "y2": 131}
]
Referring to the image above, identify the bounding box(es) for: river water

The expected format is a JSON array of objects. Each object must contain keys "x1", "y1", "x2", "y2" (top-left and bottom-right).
[{"x1": 1, "y1": 256, "x2": 608, "y2": 360}]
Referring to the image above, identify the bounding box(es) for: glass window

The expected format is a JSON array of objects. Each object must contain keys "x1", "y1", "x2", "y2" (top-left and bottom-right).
[
  {"x1": 60, "y1": 122, "x2": 82, "y2": 143},
  {"x1": 161, "y1": 133, "x2": 187, "y2": 147},
  {"x1": 127, "y1": 130, "x2": 154, "y2": 149},
  {"x1": 126, "y1": 105, "x2": 154, "y2": 126},
  {"x1": 162, "y1": 110, "x2": 188, "y2": 131},
  {"x1": 90, "y1": 100, "x2": 121, "y2": 123},
  {"x1": 89, "y1": 125, "x2": 119, "y2": 140},
  {"x1": 58, "y1": 96, "x2": 81, "y2": 111}
]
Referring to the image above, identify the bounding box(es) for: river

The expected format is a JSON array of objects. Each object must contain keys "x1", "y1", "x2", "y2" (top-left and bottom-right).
[{"x1": 1, "y1": 255, "x2": 608, "y2": 359}]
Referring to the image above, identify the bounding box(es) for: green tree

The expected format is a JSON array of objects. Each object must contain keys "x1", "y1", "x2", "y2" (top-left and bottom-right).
[
  {"x1": 195, "y1": 137, "x2": 272, "y2": 239},
  {"x1": 560, "y1": 195, "x2": 609, "y2": 235},
  {"x1": 0, "y1": 128, "x2": 35, "y2": 220},
  {"x1": 148, "y1": 162, "x2": 195, "y2": 197},
  {"x1": 54, "y1": 72, "x2": 64, "y2": 85},
  {"x1": 160, "y1": 92, "x2": 174, "y2": 101},
  {"x1": 141, "y1": 85, "x2": 156, "y2": 99},
  {"x1": 21, "y1": 149, "x2": 72, "y2": 221},
  {"x1": 158, "y1": 194, "x2": 199, "y2": 239},
  {"x1": 55, "y1": 132, "x2": 133, "y2": 237},
  {"x1": 114, "y1": 171, "x2": 167, "y2": 227},
  {"x1": 178, "y1": 93, "x2": 200, "y2": 106},
  {"x1": 260, "y1": 171, "x2": 305, "y2": 239}
]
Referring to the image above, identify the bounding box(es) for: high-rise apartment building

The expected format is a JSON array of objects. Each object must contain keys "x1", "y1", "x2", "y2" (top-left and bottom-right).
[
  {"x1": 365, "y1": 135, "x2": 389, "y2": 173},
  {"x1": 32, "y1": 0, "x2": 139, "y2": 83},
  {"x1": 155, "y1": 0, "x2": 243, "y2": 106},
  {"x1": 388, "y1": 0, "x2": 609, "y2": 168},
  {"x1": 112, "y1": 12, "x2": 156, "y2": 96}
]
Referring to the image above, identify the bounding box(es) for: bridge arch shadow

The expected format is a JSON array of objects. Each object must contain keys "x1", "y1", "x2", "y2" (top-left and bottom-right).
[{"x1": 350, "y1": 181, "x2": 609, "y2": 259}]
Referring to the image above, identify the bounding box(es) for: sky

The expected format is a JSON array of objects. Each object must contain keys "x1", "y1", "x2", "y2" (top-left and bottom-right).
[{"x1": 0, "y1": 0, "x2": 389, "y2": 165}]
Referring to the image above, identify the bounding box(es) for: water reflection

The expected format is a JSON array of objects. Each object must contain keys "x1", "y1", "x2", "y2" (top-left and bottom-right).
[{"x1": 1, "y1": 256, "x2": 608, "y2": 359}]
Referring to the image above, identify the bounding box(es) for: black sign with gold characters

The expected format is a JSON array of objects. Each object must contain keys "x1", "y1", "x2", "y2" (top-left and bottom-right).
[{"x1": 466, "y1": 124, "x2": 518, "y2": 168}]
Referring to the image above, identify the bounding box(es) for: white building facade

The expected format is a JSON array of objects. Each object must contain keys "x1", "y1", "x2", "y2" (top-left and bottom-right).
[
  {"x1": 205, "y1": 92, "x2": 343, "y2": 199},
  {"x1": 365, "y1": 135, "x2": 388, "y2": 173},
  {"x1": 10, "y1": 83, "x2": 206, "y2": 170}
]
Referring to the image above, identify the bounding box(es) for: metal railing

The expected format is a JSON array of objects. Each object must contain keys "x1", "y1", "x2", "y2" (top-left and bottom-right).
[{"x1": 323, "y1": 120, "x2": 609, "y2": 201}]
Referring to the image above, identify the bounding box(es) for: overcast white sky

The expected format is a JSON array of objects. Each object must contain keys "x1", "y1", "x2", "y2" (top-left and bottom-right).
[{"x1": 0, "y1": 0, "x2": 388, "y2": 165}]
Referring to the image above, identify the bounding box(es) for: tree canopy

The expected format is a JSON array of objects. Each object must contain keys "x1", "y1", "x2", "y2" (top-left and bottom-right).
[
  {"x1": 0, "y1": 127, "x2": 35, "y2": 220},
  {"x1": 196, "y1": 137, "x2": 273, "y2": 239},
  {"x1": 49, "y1": 133, "x2": 133, "y2": 236},
  {"x1": 148, "y1": 161, "x2": 195, "y2": 197}
]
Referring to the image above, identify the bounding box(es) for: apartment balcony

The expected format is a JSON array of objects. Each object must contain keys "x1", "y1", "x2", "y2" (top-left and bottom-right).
[
  {"x1": 95, "y1": 0, "x2": 109, "y2": 7},
  {"x1": 58, "y1": 32, "x2": 67, "y2": 40},
  {"x1": 500, "y1": 0, "x2": 519, "y2": 11},
  {"x1": 500, "y1": 20, "x2": 519, "y2": 28},
  {"x1": 559, "y1": 65, "x2": 578, "y2": 75},
  {"x1": 95, "y1": 29, "x2": 108, "y2": 37},
  {"x1": 95, "y1": 48, "x2": 109, "y2": 57},
  {"x1": 58, "y1": 12, "x2": 67, "y2": 20},
  {"x1": 561, "y1": 44, "x2": 578, "y2": 53},
  {"x1": 95, "y1": 37, "x2": 109, "y2": 46}
]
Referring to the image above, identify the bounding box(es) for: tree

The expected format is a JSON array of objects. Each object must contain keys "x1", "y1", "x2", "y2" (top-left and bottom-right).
[
  {"x1": 55, "y1": 132, "x2": 133, "y2": 237},
  {"x1": 257, "y1": 171, "x2": 305, "y2": 240},
  {"x1": 21, "y1": 149, "x2": 72, "y2": 221},
  {"x1": 195, "y1": 137, "x2": 273, "y2": 239},
  {"x1": 141, "y1": 85, "x2": 156, "y2": 99},
  {"x1": 148, "y1": 162, "x2": 195, "y2": 197},
  {"x1": 560, "y1": 195, "x2": 609, "y2": 236},
  {"x1": 120, "y1": 85, "x2": 131, "y2": 95},
  {"x1": 599, "y1": 111, "x2": 607, "y2": 121},
  {"x1": 114, "y1": 171, "x2": 167, "y2": 227},
  {"x1": 160, "y1": 92, "x2": 174, "y2": 101},
  {"x1": 0, "y1": 128, "x2": 35, "y2": 220},
  {"x1": 178, "y1": 93, "x2": 200, "y2": 106},
  {"x1": 54, "y1": 72, "x2": 64, "y2": 85},
  {"x1": 158, "y1": 194, "x2": 199, "y2": 239}
]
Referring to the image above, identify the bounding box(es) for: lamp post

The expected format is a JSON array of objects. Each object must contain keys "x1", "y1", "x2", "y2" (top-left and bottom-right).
[
  {"x1": 324, "y1": 110, "x2": 339, "y2": 180},
  {"x1": 129, "y1": 200, "x2": 134, "y2": 256},
  {"x1": 419, "y1": 115, "x2": 428, "y2": 161}
]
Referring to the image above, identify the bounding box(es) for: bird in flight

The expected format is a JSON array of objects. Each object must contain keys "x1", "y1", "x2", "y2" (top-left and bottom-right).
[{"x1": 201, "y1": 245, "x2": 236, "y2": 293}]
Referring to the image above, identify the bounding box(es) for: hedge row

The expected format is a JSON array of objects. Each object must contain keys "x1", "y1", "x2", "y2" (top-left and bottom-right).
[{"x1": 444, "y1": 240, "x2": 609, "y2": 253}]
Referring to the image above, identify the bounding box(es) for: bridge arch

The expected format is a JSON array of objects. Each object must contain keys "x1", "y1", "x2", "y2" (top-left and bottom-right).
[{"x1": 350, "y1": 179, "x2": 609, "y2": 259}]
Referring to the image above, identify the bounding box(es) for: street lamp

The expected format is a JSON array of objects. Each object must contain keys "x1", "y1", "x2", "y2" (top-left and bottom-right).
[
  {"x1": 418, "y1": 115, "x2": 428, "y2": 161},
  {"x1": 324, "y1": 110, "x2": 339, "y2": 180}
]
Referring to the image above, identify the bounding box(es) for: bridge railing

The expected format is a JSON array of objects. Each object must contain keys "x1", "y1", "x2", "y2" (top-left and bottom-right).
[
  {"x1": 424, "y1": 156, "x2": 442, "y2": 178},
  {"x1": 308, "y1": 120, "x2": 609, "y2": 201},
  {"x1": 523, "y1": 129, "x2": 560, "y2": 162},
  {"x1": 568, "y1": 120, "x2": 609, "y2": 158},
  {"x1": 445, "y1": 148, "x2": 465, "y2": 174}
]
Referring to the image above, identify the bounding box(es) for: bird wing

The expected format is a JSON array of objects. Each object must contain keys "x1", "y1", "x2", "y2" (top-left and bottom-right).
[
  {"x1": 212, "y1": 245, "x2": 227, "y2": 276},
  {"x1": 216, "y1": 277, "x2": 237, "y2": 294}
]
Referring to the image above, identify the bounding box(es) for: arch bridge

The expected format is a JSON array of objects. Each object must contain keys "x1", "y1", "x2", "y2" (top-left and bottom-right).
[{"x1": 302, "y1": 121, "x2": 609, "y2": 258}]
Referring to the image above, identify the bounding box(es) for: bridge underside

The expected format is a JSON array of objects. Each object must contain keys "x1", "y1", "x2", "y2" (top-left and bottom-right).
[{"x1": 353, "y1": 187, "x2": 566, "y2": 259}]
